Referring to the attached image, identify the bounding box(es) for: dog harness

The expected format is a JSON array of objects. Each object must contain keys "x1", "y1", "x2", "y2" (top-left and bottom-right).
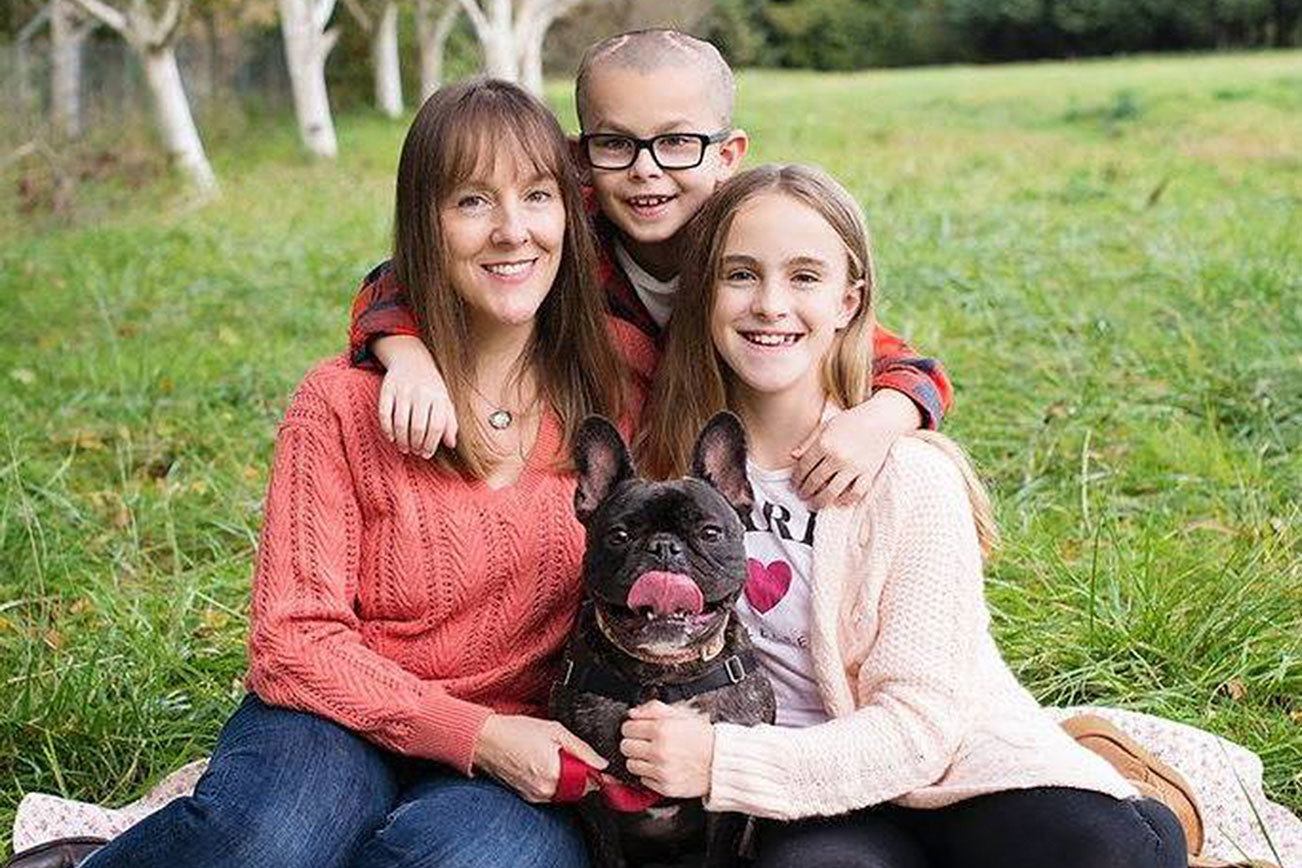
[
  {"x1": 550, "y1": 629, "x2": 762, "y2": 812},
  {"x1": 557, "y1": 645, "x2": 760, "y2": 706}
]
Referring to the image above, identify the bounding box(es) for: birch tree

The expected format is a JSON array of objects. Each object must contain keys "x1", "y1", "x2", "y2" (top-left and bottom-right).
[
  {"x1": 414, "y1": 0, "x2": 459, "y2": 101},
  {"x1": 343, "y1": 0, "x2": 402, "y2": 117},
  {"x1": 67, "y1": 0, "x2": 218, "y2": 193},
  {"x1": 49, "y1": 0, "x2": 97, "y2": 140},
  {"x1": 15, "y1": 2, "x2": 97, "y2": 140},
  {"x1": 455, "y1": 0, "x2": 589, "y2": 93},
  {"x1": 279, "y1": 0, "x2": 340, "y2": 157}
]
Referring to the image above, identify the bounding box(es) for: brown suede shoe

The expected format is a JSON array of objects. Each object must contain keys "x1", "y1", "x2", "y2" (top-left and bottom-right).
[
  {"x1": 3, "y1": 837, "x2": 106, "y2": 868},
  {"x1": 1061, "y1": 713, "x2": 1205, "y2": 856}
]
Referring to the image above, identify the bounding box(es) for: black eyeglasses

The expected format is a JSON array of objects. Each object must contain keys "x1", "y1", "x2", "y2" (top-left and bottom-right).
[{"x1": 580, "y1": 130, "x2": 731, "y2": 170}]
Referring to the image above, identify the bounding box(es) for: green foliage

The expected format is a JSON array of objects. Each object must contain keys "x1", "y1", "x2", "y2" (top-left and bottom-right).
[
  {"x1": 694, "y1": 0, "x2": 1302, "y2": 70},
  {"x1": 703, "y1": 0, "x2": 774, "y2": 66},
  {"x1": 1, "y1": 53, "x2": 1300, "y2": 857}
]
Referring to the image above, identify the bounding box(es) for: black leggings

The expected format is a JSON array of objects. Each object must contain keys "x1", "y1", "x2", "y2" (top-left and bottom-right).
[{"x1": 753, "y1": 788, "x2": 1186, "y2": 868}]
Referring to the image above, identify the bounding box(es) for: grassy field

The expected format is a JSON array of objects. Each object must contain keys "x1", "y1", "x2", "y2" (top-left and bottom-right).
[{"x1": 1, "y1": 50, "x2": 1299, "y2": 855}]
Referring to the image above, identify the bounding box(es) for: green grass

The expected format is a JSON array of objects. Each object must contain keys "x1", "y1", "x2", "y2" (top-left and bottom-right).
[{"x1": 1, "y1": 50, "x2": 1299, "y2": 855}]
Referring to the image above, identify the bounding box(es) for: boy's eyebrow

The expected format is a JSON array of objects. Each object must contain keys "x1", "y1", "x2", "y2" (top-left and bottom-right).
[{"x1": 589, "y1": 118, "x2": 714, "y2": 136}]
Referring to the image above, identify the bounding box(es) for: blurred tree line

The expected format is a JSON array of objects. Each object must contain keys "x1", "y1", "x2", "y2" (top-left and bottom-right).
[
  {"x1": 695, "y1": 0, "x2": 1301, "y2": 70},
  {"x1": 3, "y1": 0, "x2": 1298, "y2": 104}
]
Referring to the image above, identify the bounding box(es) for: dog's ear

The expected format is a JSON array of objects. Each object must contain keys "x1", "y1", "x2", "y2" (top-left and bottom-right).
[
  {"x1": 573, "y1": 415, "x2": 636, "y2": 524},
  {"x1": 690, "y1": 412, "x2": 752, "y2": 514}
]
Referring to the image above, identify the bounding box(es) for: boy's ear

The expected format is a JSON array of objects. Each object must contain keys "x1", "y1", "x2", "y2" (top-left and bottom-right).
[
  {"x1": 715, "y1": 129, "x2": 749, "y2": 183},
  {"x1": 573, "y1": 415, "x2": 636, "y2": 523},
  {"x1": 690, "y1": 412, "x2": 752, "y2": 514},
  {"x1": 568, "y1": 135, "x2": 592, "y2": 185}
]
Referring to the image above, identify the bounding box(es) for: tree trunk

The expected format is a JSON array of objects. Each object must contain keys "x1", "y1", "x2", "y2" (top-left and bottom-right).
[
  {"x1": 142, "y1": 45, "x2": 218, "y2": 193},
  {"x1": 480, "y1": 27, "x2": 517, "y2": 79},
  {"x1": 516, "y1": 15, "x2": 546, "y2": 96},
  {"x1": 416, "y1": 0, "x2": 458, "y2": 102},
  {"x1": 278, "y1": 0, "x2": 339, "y2": 158},
  {"x1": 371, "y1": 0, "x2": 403, "y2": 117},
  {"x1": 50, "y1": 0, "x2": 86, "y2": 140}
]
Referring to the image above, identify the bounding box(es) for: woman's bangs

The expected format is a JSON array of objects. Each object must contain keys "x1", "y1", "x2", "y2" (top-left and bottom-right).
[{"x1": 439, "y1": 99, "x2": 565, "y2": 194}]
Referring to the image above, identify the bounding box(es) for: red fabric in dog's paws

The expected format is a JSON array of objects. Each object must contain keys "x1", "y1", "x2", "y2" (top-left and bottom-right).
[{"x1": 551, "y1": 749, "x2": 664, "y2": 812}]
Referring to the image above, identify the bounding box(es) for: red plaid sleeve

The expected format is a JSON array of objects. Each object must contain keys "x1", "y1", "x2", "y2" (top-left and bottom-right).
[
  {"x1": 347, "y1": 261, "x2": 420, "y2": 369},
  {"x1": 871, "y1": 324, "x2": 953, "y2": 429}
]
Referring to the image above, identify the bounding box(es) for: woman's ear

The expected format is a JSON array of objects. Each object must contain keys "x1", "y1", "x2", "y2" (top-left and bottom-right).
[{"x1": 837, "y1": 278, "x2": 865, "y2": 329}]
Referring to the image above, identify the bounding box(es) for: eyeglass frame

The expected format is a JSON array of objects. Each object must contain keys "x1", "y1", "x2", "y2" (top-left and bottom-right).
[{"x1": 579, "y1": 129, "x2": 733, "y2": 171}]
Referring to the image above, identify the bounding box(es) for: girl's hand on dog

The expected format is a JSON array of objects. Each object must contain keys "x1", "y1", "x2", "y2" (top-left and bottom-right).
[
  {"x1": 621, "y1": 701, "x2": 715, "y2": 799},
  {"x1": 473, "y1": 714, "x2": 607, "y2": 803},
  {"x1": 373, "y1": 334, "x2": 459, "y2": 459}
]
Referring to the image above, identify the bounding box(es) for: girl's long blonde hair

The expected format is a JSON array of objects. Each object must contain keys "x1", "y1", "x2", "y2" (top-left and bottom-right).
[{"x1": 637, "y1": 164, "x2": 997, "y2": 558}]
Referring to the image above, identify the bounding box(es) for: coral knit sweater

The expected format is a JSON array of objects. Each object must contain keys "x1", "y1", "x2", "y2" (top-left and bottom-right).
[{"x1": 245, "y1": 329, "x2": 653, "y2": 776}]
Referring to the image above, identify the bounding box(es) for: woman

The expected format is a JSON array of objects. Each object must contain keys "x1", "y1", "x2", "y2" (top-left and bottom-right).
[
  {"x1": 628, "y1": 164, "x2": 1187, "y2": 868},
  {"x1": 77, "y1": 78, "x2": 645, "y2": 868}
]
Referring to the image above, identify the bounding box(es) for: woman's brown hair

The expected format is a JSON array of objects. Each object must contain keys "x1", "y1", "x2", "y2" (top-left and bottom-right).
[
  {"x1": 638, "y1": 163, "x2": 997, "y2": 557},
  {"x1": 392, "y1": 78, "x2": 625, "y2": 478}
]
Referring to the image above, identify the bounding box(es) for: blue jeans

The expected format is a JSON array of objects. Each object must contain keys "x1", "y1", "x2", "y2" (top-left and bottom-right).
[
  {"x1": 753, "y1": 786, "x2": 1186, "y2": 868},
  {"x1": 82, "y1": 694, "x2": 588, "y2": 868}
]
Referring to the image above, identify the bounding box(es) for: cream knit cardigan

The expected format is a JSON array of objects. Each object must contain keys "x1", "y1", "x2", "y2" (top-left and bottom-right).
[{"x1": 705, "y1": 436, "x2": 1137, "y2": 821}]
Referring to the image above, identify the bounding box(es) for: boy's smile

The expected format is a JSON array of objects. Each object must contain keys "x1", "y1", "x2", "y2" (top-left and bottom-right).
[{"x1": 581, "y1": 65, "x2": 747, "y2": 279}]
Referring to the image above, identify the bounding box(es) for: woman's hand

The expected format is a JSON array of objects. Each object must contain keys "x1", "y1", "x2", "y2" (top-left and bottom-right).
[
  {"x1": 620, "y1": 701, "x2": 715, "y2": 799},
  {"x1": 793, "y1": 389, "x2": 922, "y2": 509},
  {"x1": 374, "y1": 334, "x2": 458, "y2": 458},
  {"x1": 472, "y1": 714, "x2": 607, "y2": 803}
]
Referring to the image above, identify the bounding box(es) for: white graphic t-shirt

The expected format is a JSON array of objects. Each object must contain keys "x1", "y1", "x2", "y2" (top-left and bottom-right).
[{"x1": 735, "y1": 462, "x2": 830, "y2": 728}]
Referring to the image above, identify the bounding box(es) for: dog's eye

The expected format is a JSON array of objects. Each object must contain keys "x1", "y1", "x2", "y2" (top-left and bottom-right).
[
  {"x1": 606, "y1": 528, "x2": 630, "y2": 547},
  {"x1": 699, "y1": 525, "x2": 723, "y2": 542}
]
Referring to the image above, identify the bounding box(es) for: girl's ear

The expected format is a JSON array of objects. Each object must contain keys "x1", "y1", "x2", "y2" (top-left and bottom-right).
[{"x1": 837, "y1": 278, "x2": 865, "y2": 329}]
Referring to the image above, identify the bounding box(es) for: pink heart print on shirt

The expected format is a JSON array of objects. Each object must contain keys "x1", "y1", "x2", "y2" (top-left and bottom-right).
[{"x1": 745, "y1": 558, "x2": 792, "y2": 614}]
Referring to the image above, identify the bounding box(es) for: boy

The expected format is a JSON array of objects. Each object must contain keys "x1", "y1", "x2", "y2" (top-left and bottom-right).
[{"x1": 348, "y1": 29, "x2": 952, "y2": 507}]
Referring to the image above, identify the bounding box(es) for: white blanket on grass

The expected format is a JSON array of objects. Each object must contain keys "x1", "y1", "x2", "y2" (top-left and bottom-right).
[{"x1": 12, "y1": 707, "x2": 1302, "y2": 867}]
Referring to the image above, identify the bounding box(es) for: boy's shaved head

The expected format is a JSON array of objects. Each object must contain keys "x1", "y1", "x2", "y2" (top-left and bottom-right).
[{"x1": 576, "y1": 29, "x2": 735, "y2": 130}]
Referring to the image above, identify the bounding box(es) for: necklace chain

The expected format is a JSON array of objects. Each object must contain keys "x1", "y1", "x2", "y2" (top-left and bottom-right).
[{"x1": 466, "y1": 377, "x2": 538, "y2": 431}]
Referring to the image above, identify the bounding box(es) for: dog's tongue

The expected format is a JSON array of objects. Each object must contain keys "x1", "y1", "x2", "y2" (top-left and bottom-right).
[{"x1": 627, "y1": 571, "x2": 704, "y2": 616}]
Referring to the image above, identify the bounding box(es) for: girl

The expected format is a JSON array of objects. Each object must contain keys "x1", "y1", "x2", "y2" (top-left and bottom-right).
[
  {"x1": 72, "y1": 79, "x2": 648, "y2": 868},
  {"x1": 628, "y1": 164, "x2": 1186, "y2": 868}
]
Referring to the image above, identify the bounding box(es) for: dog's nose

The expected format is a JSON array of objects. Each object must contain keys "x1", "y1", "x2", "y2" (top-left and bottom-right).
[{"x1": 648, "y1": 534, "x2": 682, "y2": 560}]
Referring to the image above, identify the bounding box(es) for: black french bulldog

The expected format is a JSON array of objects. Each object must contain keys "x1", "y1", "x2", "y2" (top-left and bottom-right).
[{"x1": 551, "y1": 412, "x2": 776, "y2": 868}]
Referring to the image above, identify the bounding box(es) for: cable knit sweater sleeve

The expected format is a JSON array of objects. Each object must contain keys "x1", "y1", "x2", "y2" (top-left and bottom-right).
[
  {"x1": 245, "y1": 366, "x2": 493, "y2": 774},
  {"x1": 705, "y1": 441, "x2": 987, "y2": 820}
]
